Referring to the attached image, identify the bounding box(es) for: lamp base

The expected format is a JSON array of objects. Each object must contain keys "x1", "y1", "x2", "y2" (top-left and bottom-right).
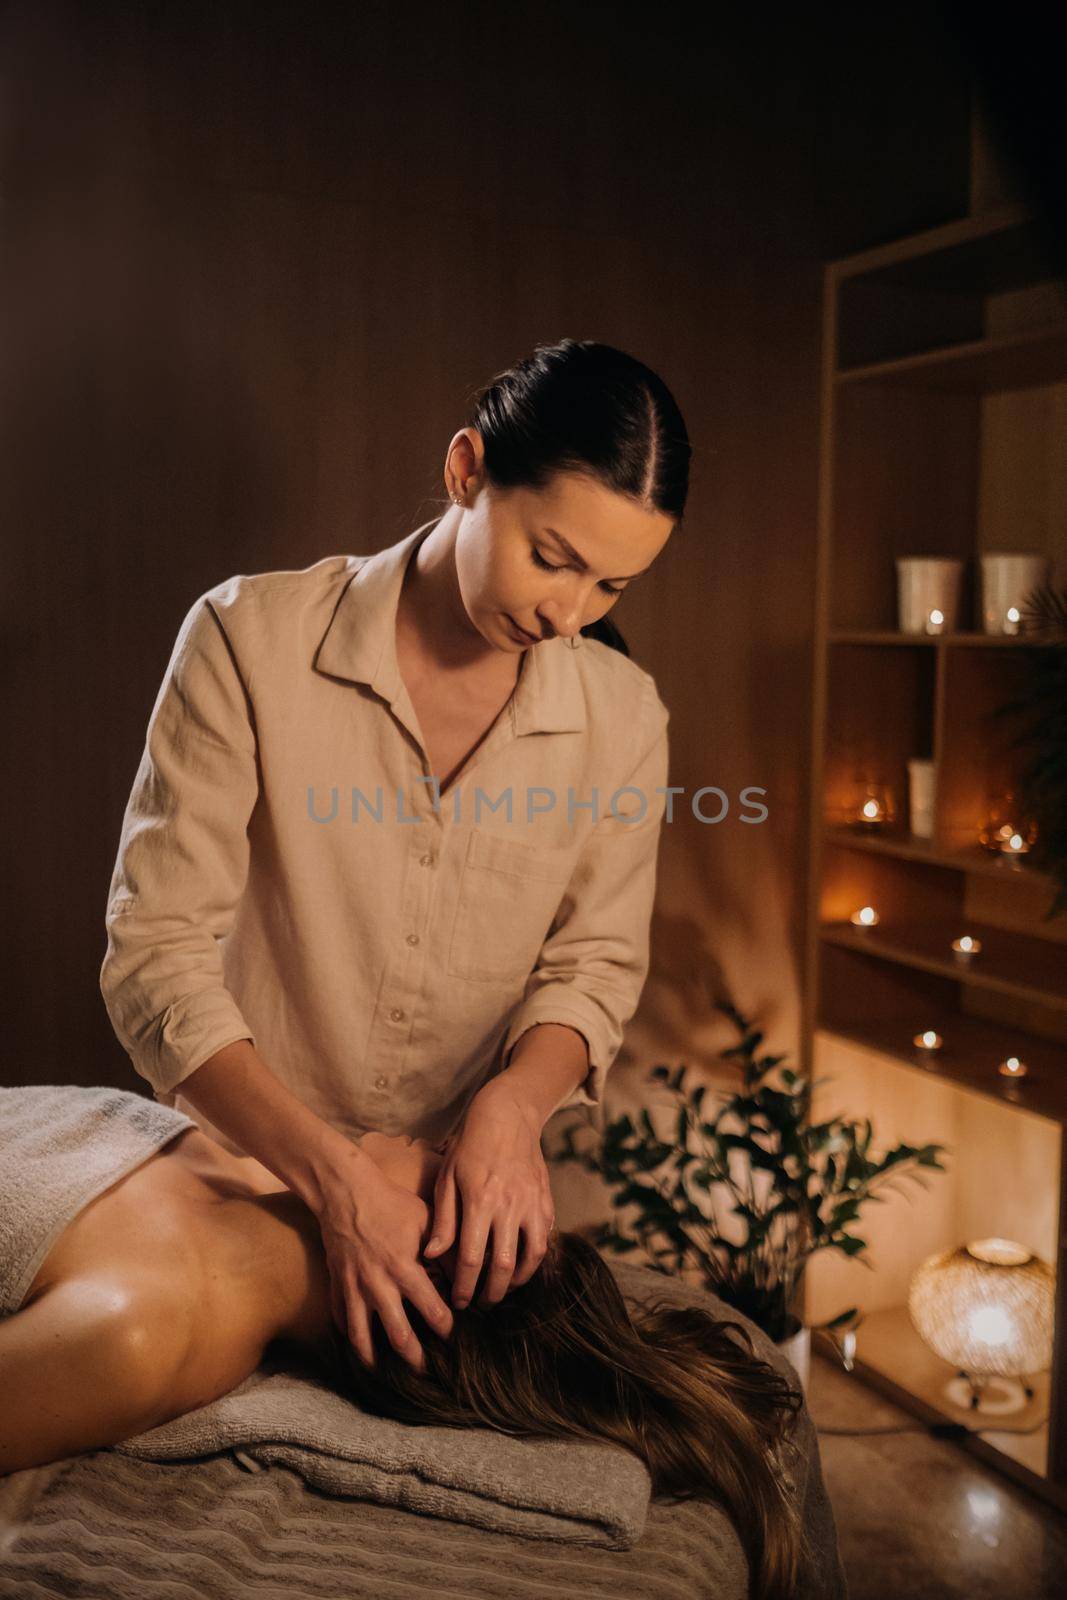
[{"x1": 946, "y1": 1372, "x2": 1035, "y2": 1416}]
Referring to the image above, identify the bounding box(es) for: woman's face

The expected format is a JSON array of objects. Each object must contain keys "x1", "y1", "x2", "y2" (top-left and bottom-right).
[{"x1": 454, "y1": 469, "x2": 675, "y2": 652}]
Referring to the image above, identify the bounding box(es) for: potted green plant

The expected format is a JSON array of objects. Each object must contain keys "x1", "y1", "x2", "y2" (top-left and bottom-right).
[{"x1": 555, "y1": 999, "x2": 947, "y2": 1385}]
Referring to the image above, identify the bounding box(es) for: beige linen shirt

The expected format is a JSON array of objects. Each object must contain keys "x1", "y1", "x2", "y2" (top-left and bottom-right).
[{"x1": 99, "y1": 517, "x2": 670, "y2": 1153}]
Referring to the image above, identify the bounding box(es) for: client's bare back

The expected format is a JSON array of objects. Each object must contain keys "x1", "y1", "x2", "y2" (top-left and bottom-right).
[{"x1": 1, "y1": 1126, "x2": 303, "y2": 1475}]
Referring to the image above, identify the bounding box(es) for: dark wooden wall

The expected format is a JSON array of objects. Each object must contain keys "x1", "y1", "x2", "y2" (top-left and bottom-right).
[{"x1": 0, "y1": 2, "x2": 972, "y2": 1096}]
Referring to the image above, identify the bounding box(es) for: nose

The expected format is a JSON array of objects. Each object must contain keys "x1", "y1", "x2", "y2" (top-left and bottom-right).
[{"x1": 535, "y1": 604, "x2": 583, "y2": 642}]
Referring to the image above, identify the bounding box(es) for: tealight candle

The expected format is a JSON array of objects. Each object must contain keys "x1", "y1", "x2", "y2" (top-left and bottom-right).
[
  {"x1": 998, "y1": 1056, "x2": 1028, "y2": 1080},
  {"x1": 1003, "y1": 606, "x2": 1021, "y2": 637},
  {"x1": 913, "y1": 1030, "x2": 943, "y2": 1053},
  {"x1": 850, "y1": 906, "x2": 880, "y2": 928},
  {"x1": 951, "y1": 936, "x2": 982, "y2": 963},
  {"x1": 925, "y1": 608, "x2": 945, "y2": 635},
  {"x1": 979, "y1": 792, "x2": 1037, "y2": 856},
  {"x1": 856, "y1": 783, "x2": 894, "y2": 830}
]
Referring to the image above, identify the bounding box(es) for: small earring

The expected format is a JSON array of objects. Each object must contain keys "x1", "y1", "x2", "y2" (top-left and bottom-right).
[
  {"x1": 450, "y1": 489, "x2": 465, "y2": 506},
  {"x1": 565, "y1": 634, "x2": 582, "y2": 650}
]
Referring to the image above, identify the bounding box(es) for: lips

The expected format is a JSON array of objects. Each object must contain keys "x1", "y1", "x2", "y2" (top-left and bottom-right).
[{"x1": 507, "y1": 614, "x2": 538, "y2": 644}]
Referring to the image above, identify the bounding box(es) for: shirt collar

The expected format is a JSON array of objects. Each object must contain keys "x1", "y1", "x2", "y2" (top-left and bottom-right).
[{"x1": 314, "y1": 516, "x2": 587, "y2": 735}]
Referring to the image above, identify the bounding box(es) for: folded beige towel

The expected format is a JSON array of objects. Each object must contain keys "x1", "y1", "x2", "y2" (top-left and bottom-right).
[{"x1": 115, "y1": 1357, "x2": 651, "y2": 1548}]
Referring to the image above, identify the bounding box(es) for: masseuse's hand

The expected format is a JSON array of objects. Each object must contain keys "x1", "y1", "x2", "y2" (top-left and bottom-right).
[
  {"x1": 314, "y1": 1143, "x2": 454, "y2": 1373},
  {"x1": 423, "y1": 1078, "x2": 555, "y2": 1309}
]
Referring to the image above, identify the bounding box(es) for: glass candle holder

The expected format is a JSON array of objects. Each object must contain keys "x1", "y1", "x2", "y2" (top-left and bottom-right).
[
  {"x1": 855, "y1": 782, "x2": 896, "y2": 830},
  {"x1": 997, "y1": 1057, "x2": 1029, "y2": 1080},
  {"x1": 897, "y1": 557, "x2": 963, "y2": 635},
  {"x1": 978, "y1": 792, "x2": 1038, "y2": 856},
  {"x1": 913, "y1": 1030, "x2": 943, "y2": 1054},
  {"x1": 951, "y1": 936, "x2": 982, "y2": 964},
  {"x1": 980, "y1": 553, "x2": 1052, "y2": 636}
]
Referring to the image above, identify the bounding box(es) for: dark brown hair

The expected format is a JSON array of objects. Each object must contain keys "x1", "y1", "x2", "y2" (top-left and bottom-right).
[
  {"x1": 325, "y1": 1232, "x2": 803, "y2": 1600},
  {"x1": 466, "y1": 338, "x2": 691, "y2": 656}
]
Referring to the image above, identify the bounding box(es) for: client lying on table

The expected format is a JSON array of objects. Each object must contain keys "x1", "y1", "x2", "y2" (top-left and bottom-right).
[{"x1": 0, "y1": 1085, "x2": 803, "y2": 1600}]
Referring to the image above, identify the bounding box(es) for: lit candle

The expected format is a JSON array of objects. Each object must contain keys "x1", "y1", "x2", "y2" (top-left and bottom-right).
[
  {"x1": 997, "y1": 1057, "x2": 1028, "y2": 1080},
  {"x1": 951, "y1": 936, "x2": 982, "y2": 963},
  {"x1": 925, "y1": 608, "x2": 945, "y2": 635},
  {"x1": 1003, "y1": 606, "x2": 1021, "y2": 636},
  {"x1": 913, "y1": 1030, "x2": 943, "y2": 1053},
  {"x1": 850, "y1": 906, "x2": 880, "y2": 928},
  {"x1": 856, "y1": 783, "x2": 894, "y2": 829},
  {"x1": 1000, "y1": 832, "x2": 1030, "y2": 856}
]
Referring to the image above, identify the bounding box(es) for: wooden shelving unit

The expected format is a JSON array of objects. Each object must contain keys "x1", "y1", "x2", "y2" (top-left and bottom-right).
[{"x1": 803, "y1": 203, "x2": 1067, "y2": 1508}]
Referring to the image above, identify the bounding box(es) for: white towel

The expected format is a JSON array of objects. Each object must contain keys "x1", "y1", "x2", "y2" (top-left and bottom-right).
[{"x1": 0, "y1": 1085, "x2": 196, "y2": 1316}]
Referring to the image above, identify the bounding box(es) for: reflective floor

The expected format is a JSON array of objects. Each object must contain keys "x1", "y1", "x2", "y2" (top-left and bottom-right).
[{"x1": 809, "y1": 1353, "x2": 1067, "y2": 1599}]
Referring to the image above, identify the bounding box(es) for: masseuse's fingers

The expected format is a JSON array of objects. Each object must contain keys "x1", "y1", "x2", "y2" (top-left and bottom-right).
[
  {"x1": 423, "y1": 1166, "x2": 458, "y2": 1257},
  {"x1": 478, "y1": 1213, "x2": 520, "y2": 1306},
  {"x1": 370, "y1": 1281, "x2": 427, "y2": 1373},
  {"x1": 511, "y1": 1219, "x2": 552, "y2": 1288},
  {"x1": 328, "y1": 1264, "x2": 347, "y2": 1336},
  {"x1": 449, "y1": 1203, "x2": 492, "y2": 1310},
  {"x1": 344, "y1": 1286, "x2": 377, "y2": 1371},
  {"x1": 402, "y1": 1266, "x2": 455, "y2": 1342},
  {"x1": 513, "y1": 1175, "x2": 555, "y2": 1288}
]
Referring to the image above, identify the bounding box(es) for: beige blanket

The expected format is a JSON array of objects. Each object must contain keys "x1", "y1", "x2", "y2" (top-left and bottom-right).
[{"x1": 115, "y1": 1353, "x2": 651, "y2": 1548}]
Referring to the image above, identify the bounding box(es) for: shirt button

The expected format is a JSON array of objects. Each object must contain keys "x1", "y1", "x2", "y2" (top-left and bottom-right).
[
  {"x1": 419, "y1": 853, "x2": 434, "y2": 867},
  {"x1": 374, "y1": 1074, "x2": 388, "y2": 1090},
  {"x1": 389, "y1": 1007, "x2": 405, "y2": 1022},
  {"x1": 406, "y1": 932, "x2": 420, "y2": 946}
]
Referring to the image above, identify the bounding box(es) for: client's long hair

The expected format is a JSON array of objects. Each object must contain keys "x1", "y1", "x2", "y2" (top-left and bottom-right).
[{"x1": 324, "y1": 1233, "x2": 804, "y2": 1600}]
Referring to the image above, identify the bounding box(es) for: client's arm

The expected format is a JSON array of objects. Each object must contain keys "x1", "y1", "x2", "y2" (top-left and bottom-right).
[{"x1": 0, "y1": 1275, "x2": 202, "y2": 1477}]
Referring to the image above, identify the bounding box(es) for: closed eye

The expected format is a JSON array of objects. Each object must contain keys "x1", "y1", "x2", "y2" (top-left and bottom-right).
[{"x1": 530, "y1": 548, "x2": 624, "y2": 597}]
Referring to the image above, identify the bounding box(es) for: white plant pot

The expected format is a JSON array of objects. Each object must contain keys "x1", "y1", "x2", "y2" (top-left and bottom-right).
[{"x1": 775, "y1": 1321, "x2": 811, "y2": 1392}]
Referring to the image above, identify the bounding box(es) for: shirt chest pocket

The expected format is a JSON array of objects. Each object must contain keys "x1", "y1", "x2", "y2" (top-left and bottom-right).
[{"x1": 447, "y1": 829, "x2": 575, "y2": 983}]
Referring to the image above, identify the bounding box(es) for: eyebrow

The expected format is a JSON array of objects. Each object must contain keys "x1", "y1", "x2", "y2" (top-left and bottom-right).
[{"x1": 542, "y1": 527, "x2": 651, "y2": 583}]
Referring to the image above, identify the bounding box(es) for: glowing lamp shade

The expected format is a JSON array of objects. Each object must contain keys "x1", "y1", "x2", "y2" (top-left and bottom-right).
[{"x1": 908, "y1": 1238, "x2": 1054, "y2": 1381}]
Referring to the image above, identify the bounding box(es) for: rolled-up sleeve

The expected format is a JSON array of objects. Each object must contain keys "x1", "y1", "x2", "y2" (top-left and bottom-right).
[
  {"x1": 501, "y1": 681, "x2": 670, "y2": 1124},
  {"x1": 99, "y1": 590, "x2": 260, "y2": 1097}
]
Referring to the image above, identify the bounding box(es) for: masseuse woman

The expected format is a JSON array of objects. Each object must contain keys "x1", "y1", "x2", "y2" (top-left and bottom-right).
[{"x1": 100, "y1": 337, "x2": 689, "y2": 1374}]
